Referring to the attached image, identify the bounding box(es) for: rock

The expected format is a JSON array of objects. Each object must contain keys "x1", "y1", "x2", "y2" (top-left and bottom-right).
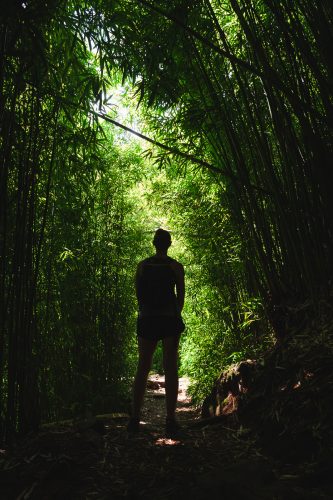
[{"x1": 202, "y1": 360, "x2": 259, "y2": 418}]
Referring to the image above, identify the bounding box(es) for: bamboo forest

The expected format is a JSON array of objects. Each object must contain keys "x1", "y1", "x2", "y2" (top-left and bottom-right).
[{"x1": 1, "y1": 0, "x2": 333, "y2": 498}]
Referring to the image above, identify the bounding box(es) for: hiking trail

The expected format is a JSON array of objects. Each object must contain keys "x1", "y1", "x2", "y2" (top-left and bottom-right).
[{"x1": 0, "y1": 375, "x2": 330, "y2": 499}]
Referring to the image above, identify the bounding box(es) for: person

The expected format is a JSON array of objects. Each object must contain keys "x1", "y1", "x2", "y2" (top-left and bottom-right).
[{"x1": 127, "y1": 228, "x2": 185, "y2": 437}]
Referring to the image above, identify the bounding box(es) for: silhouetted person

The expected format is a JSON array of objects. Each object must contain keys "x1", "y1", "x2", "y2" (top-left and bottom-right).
[{"x1": 127, "y1": 228, "x2": 185, "y2": 436}]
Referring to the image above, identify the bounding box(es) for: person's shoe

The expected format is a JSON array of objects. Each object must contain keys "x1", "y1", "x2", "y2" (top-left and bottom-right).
[
  {"x1": 165, "y1": 418, "x2": 181, "y2": 438},
  {"x1": 127, "y1": 417, "x2": 140, "y2": 433}
]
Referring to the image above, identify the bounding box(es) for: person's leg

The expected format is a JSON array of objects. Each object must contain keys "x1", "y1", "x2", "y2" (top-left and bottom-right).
[
  {"x1": 162, "y1": 335, "x2": 180, "y2": 420},
  {"x1": 131, "y1": 336, "x2": 157, "y2": 419}
]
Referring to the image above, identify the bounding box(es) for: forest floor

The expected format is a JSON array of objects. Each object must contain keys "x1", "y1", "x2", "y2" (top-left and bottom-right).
[{"x1": 1, "y1": 375, "x2": 332, "y2": 499}]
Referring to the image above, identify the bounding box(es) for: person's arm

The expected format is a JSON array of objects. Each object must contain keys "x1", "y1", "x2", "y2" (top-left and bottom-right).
[
  {"x1": 135, "y1": 262, "x2": 143, "y2": 303},
  {"x1": 174, "y1": 263, "x2": 185, "y2": 313}
]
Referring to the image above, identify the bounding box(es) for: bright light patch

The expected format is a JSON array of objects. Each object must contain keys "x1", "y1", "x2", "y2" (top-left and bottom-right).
[{"x1": 155, "y1": 438, "x2": 181, "y2": 446}]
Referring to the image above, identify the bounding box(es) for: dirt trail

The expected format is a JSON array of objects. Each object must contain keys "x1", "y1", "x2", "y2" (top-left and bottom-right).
[
  {"x1": 141, "y1": 374, "x2": 198, "y2": 429},
  {"x1": 1, "y1": 375, "x2": 331, "y2": 499}
]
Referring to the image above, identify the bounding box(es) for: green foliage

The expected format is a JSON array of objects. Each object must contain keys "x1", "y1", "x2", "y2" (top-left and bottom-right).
[
  {"x1": 0, "y1": 0, "x2": 154, "y2": 432},
  {"x1": 37, "y1": 131, "x2": 152, "y2": 421},
  {"x1": 1, "y1": 0, "x2": 332, "y2": 438},
  {"x1": 137, "y1": 164, "x2": 273, "y2": 402},
  {"x1": 96, "y1": 0, "x2": 333, "y2": 308}
]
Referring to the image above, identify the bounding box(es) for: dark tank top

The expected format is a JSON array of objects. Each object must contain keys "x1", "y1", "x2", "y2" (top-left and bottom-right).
[{"x1": 138, "y1": 256, "x2": 178, "y2": 317}]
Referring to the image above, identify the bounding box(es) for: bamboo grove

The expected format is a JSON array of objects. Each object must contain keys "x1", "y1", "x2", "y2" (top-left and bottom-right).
[
  {"x1": 104, "y1": 0, "x2": 332, "y2": 312},
  {"x1": 0, "y1": 0, "x2": 332, "y2": 439}
]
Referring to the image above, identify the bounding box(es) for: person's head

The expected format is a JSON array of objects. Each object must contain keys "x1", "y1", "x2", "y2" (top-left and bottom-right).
[{"x1": 153, "y1": 228, "x2": 171, "y2": 252}]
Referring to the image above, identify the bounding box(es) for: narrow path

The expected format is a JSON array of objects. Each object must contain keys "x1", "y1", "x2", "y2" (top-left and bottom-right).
[
  {"x1": 82, "y1": 374, "x2": 264, "y2": 499},
  {"x1": 142, "y1": 374, "x2": 199, "y2": 429},
  {"x1": 1, "y1": 376, "x2": 331, "y2": 499}
]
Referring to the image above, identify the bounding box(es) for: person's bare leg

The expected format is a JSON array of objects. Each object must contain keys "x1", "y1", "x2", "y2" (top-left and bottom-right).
[
  {"x1": 162, "y1": 336, "x2": 180, "y2": 419},
  {"x1": 132, "y1": 337, "x2": 157, "y2": 419}
]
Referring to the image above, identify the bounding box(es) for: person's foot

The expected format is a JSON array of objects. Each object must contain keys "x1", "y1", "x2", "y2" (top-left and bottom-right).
[
  {"x1": 165, "y1": 417, "x2": 181, "y2": 438},
  {"x1": 127, "y1": 417, "x2": 140, "y2": 433}
]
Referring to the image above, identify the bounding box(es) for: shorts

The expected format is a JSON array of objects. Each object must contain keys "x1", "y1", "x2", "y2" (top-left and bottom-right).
[{"x1": 137, "y1": 315, "x2": 185, "y2": 341}]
